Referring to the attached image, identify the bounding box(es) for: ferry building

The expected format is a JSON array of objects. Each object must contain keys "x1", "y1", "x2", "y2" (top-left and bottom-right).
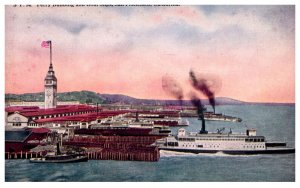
[{"x1": 5, "y1": 49, "x2": 127, "y2": 131}]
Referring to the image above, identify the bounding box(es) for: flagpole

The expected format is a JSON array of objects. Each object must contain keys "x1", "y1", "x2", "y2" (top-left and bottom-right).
[{"x1": 50, "y1": 41, "x2": 52, "y2": 66}]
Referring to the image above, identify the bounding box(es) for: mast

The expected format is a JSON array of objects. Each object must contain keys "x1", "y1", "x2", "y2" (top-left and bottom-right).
[{"x1": 50, "y1": 41, "x2": 52, "y2": 65}]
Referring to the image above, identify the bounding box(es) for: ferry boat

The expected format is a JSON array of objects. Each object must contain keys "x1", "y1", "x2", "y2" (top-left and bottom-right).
[
  {"x1": 204, "y1": 112, "x2": 242, "y2": 122},
  {"x1": 75, "y1": 120, "x2": 171, "y2": 136},
  {"x1": 153, "y1": 118, "x2": 189, "y2": 127},
  {"x1": 180, "y1": 111, "x2": 242, "y2": 122},
  {"x1": 127, "y1": 111, "x2": 189, "y2": 127},
  {"x1": 156, "y1": 118, "x2": 294, "y2": 155}
]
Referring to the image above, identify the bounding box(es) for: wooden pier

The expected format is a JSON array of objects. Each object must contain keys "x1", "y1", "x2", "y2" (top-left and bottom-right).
[
  {"x1": 85, "y1": 148, "x2": 159, "y2": 161},
  {"x1": 5, "y1": 135, "x2": 162, "y2": 162},
  {"x1": 5, "y1": 151, "x2": 43, "y2": 159},
  {"x1": 5, "y1": 149, "x2": 159, "y2": 162},
  {"x1": 64, "y1": 135, "x2": 161, "y2": 161}
]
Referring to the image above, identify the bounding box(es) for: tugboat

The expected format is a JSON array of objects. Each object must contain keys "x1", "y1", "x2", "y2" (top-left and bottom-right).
[{"x1": 30, "y1": 143, "x2": 88, "y2": 163}]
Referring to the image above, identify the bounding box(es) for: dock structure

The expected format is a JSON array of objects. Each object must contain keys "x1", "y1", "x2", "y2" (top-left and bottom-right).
[
  {"x1": 63, "y1": 135, "x2": 162, "y2": 162},
  {"x1": 85, "y1": 147, "x2": 159, "y2": 162},
  {"x1": 5, "y1": 151, "x2": 43, "y2": 159},
  {"x1": 5, "y1": 135, "x2": 162, "y2": 162},
  {"x1": 5, "y1": 147, "x2": 159, "y2": 162}
]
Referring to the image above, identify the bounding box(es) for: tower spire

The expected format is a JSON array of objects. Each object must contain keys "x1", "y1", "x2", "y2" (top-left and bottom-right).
[{"x1": 42, "y1": 40, "x2": 57, "y2": 109}]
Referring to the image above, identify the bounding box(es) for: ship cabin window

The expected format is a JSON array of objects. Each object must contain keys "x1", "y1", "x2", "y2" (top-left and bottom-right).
[
  {"x1": 245, "y1": 138, "x2": 264, "y2": 142},
  {"x1": 178, "y1": 138, "x2": 195, "y2": 142},
  {"x1": 12, "y1": 123, "x2": 21, "y2": 126},
  {"x1": 166, "y1": 142, "x2": 178, "y2": 146}
]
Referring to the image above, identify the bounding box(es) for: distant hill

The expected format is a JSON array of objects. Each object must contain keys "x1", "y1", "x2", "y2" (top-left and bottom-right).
[
  {"x1": 214, "y1": 97, "x2": 245, "y2": 105},
  {"x1": 98, "y1": 93, "x2": 246, "y2": 106},
  {"x1": 5, "y1": 90, "x2": 105, "y2": 104},
  {"x1": 5, "y1": 90, "x2": 246, "y2": 106},
  {"x1": 6, "y1": 91, "x2": 294, "y2": 106}
]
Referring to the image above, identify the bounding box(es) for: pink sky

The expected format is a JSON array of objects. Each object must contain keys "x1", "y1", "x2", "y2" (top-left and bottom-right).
[{"x1": 5, "y1": 5, "x2": 295, "y2": 103}]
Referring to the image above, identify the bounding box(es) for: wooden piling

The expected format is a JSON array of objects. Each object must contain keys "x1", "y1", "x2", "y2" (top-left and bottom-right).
[{"x1": 3, "y1": 135, "x2": 163, "y2": 162}]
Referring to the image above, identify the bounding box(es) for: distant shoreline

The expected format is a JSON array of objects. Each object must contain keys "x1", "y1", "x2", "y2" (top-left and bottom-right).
[
  {"x1": 238, "y1": 102, "x2": 295, "y2": 106},
  {"x1": 5, "y1": 90, "x2": 296, "y2": 106},
  {"x1": 5, "y1": 91, "x2": 294, "y2": 106}
]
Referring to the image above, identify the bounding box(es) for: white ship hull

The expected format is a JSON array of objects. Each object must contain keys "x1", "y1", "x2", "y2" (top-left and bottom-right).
[
  {"x1": 159, "y1": 146, "x2": 295, "y2": 155},
  {"x1": 156, "y1": 128, "x2": 295, "y2": 155}
]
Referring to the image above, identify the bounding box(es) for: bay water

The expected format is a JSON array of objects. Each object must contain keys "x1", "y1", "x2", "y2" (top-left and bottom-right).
[{"x1": 5, "y1": 104, "x2": 295, "y2": 182}]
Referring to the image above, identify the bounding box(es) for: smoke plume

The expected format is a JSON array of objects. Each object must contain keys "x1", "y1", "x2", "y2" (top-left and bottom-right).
[
  {"x1": 189, "y1": 92, "x2": 207, "y2": 134},
  {"x1": 189, "y1": 69, "x2": 217, "y2": 113},
  {"x1": 162, "y1": 75, "x2": 184, "y2": 106},
  {"x1": 189, "y1": 92, "x2": 205, "y2": 119}
]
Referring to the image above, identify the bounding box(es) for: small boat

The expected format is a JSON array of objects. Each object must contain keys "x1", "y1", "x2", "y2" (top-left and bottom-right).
[
  {"x1": 30, "y1": 143, "x2": 88, "y2": 163},
  {"x1": 29, "y1": 153, "x2": 88, "y2": 163}
]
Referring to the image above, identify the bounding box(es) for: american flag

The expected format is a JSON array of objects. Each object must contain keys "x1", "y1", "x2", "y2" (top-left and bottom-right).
[{"x1": 41, "y1": 41, "x2": 51, "y2": 48}]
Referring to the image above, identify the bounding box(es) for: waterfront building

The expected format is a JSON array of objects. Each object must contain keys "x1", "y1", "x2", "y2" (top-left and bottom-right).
[
  {"x1": 6, "y1": 112, "x2": 29, "y2": 130},
  {"x1": 5, "y1": 105, "x2": 129, "y2": 130},
  {"x1": 6, "y1": 101, "x2": 80, "y2": 108},
  {"x1": 5, "y1": 127, "x2": 51, "y2": 152},
  {"x1": 4, "y1": 49, "x2": 131, "y2": 130}
]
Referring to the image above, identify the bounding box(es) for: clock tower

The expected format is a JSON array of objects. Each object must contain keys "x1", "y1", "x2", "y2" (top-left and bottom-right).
[{"x1": 44, "y1": 62, "x2": 57, "y2": 109}]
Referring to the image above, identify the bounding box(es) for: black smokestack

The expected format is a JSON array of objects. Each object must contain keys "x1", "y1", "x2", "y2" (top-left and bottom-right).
[
  {"x1": 189, "y1": 70, "x2": 216, "y2": 114},
  {"x1": 162, "y1": 75, "x2": 184, "y2": 107},
  {"x1": 190, "y1": 93, "x2": 207, "y2": 134},
  {"x1": 135, "y1": 111, "x2": 139, "y2": 122},
  {"x1": 56, "y1": 142, "x2": 61, "y2": 155},
  {"x1": 97, "y1": 103, "x2": 99, "y2": 115}
]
